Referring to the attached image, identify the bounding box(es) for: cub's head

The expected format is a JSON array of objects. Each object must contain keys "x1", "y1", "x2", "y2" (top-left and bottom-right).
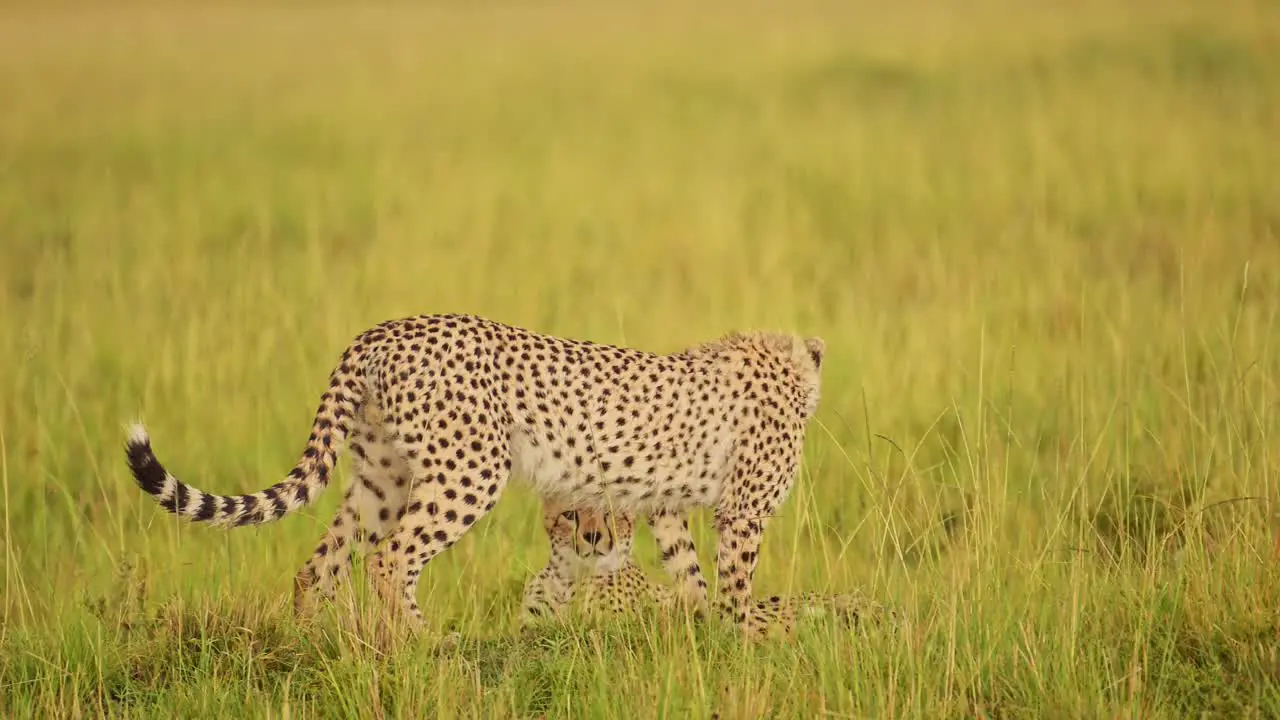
[{"x1": 542, "y1": 499, "x2": 636, "y2": 575}]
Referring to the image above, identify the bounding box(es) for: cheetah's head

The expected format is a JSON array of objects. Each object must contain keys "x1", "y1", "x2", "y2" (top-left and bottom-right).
[
  {"x1": 542, "y1": 499, "x2": 636, "y2": 575},
  {"x1": 698, "y1": 330, "x2": 826, "y2": 419},
  {"x1": 796, "y1": 335, "x2": 825, "y2": 418}
]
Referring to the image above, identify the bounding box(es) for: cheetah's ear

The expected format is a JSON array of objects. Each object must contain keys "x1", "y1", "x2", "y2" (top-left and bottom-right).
[{"x1": 804, "y1": 337, "x2": 825, "y2": 370}]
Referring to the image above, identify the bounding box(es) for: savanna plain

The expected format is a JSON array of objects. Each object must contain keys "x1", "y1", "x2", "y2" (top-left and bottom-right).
[{"x1": 2, "y1": 1, "x2": 1279, "y2": 718}]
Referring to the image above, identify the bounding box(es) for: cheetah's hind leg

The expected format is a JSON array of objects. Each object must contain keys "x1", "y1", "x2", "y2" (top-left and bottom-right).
[
  {"x1": 293, "y1": 411, "x2": 412, "y2": 620},
  {"x1": 365, "y1": 416, "x2": 513, "y2": 637}
]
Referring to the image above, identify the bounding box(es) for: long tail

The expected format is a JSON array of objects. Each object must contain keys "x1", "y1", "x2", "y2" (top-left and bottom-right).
[{"x1": 125, "y1": 347, "x2": 367, "y2": 528}]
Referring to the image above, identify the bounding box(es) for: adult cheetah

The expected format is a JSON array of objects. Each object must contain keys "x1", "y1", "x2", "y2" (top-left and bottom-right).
[
  {"x1": 124, "y1": 313, "x2": 825, "y2": 636},
  {"x1": 522, "y1": 501, "x2": 895, "y2": 636}
]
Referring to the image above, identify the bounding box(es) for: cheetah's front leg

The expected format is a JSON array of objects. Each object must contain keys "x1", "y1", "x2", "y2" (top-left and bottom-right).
[
  {"x1": 648, "y1": 509, "x2": 710, "y2": 612},
  {"x1": 713, "y1": 511, "x2": 768, "y2": 637}
]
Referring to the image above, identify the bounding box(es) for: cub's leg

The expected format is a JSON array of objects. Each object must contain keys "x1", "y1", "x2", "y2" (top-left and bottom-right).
[
  {"x1": 746, "y1": 591, "x2": 896, "y2": 636},
  {"x1": 520, "y1": 551, "x2": 576, "y2": 624}
]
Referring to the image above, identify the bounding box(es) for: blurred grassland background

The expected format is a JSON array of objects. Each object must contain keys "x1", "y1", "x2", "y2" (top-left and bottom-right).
[{"x1": 2, "y1": 0, "x2": 1279, "y2": 717}]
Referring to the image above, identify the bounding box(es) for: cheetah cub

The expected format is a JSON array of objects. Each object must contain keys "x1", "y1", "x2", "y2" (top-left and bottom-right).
[
  {"x1": 523, "y1": 501, "x2": 896, "y2": 636},
  {"x1": 125, "y1": 313, "x2": 826, "y2": 637},
  {"x1": 519, "y1": 498, "x2": 666, "y2": 623}
]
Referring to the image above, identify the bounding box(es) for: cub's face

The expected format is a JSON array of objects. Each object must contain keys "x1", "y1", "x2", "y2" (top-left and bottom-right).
[{"x1": 542, "y1": 500, "x2": 635, "y2": 575}]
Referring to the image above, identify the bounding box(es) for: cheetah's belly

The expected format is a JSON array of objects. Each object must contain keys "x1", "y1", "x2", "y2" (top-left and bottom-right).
[{"x1": 508, "y1": 425, "x2": 731, "y2": 514}]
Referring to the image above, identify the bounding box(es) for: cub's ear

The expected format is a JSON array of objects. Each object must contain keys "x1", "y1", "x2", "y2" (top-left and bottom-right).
[{"x1": 804, "y1": 337, "x2": 825, "y2": 369}]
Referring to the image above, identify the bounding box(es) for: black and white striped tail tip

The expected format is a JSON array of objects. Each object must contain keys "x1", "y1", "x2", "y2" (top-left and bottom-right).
[
  {"x1": 125, "y1": 422, "x2": 151, "y2": 451},
  {"x1": 124, "y1": 422, "x2": 167, "y2": 497}
]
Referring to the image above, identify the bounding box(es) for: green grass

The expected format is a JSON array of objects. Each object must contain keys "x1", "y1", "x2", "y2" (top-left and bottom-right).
[{"x1": 3, "y1": 0, "x2": 1280, "y2": 716}]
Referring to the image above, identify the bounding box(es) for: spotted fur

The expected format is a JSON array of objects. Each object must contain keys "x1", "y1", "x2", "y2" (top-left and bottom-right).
[
  {"x1": 125, "y1": 313, "x2": 825, "y2": 635},
  {"x1": 520, "y1": 498, "x2": 637, "y2": 623},
  {"x1": 523, "y1": 504, "x2": 896, "y2": 635}
]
